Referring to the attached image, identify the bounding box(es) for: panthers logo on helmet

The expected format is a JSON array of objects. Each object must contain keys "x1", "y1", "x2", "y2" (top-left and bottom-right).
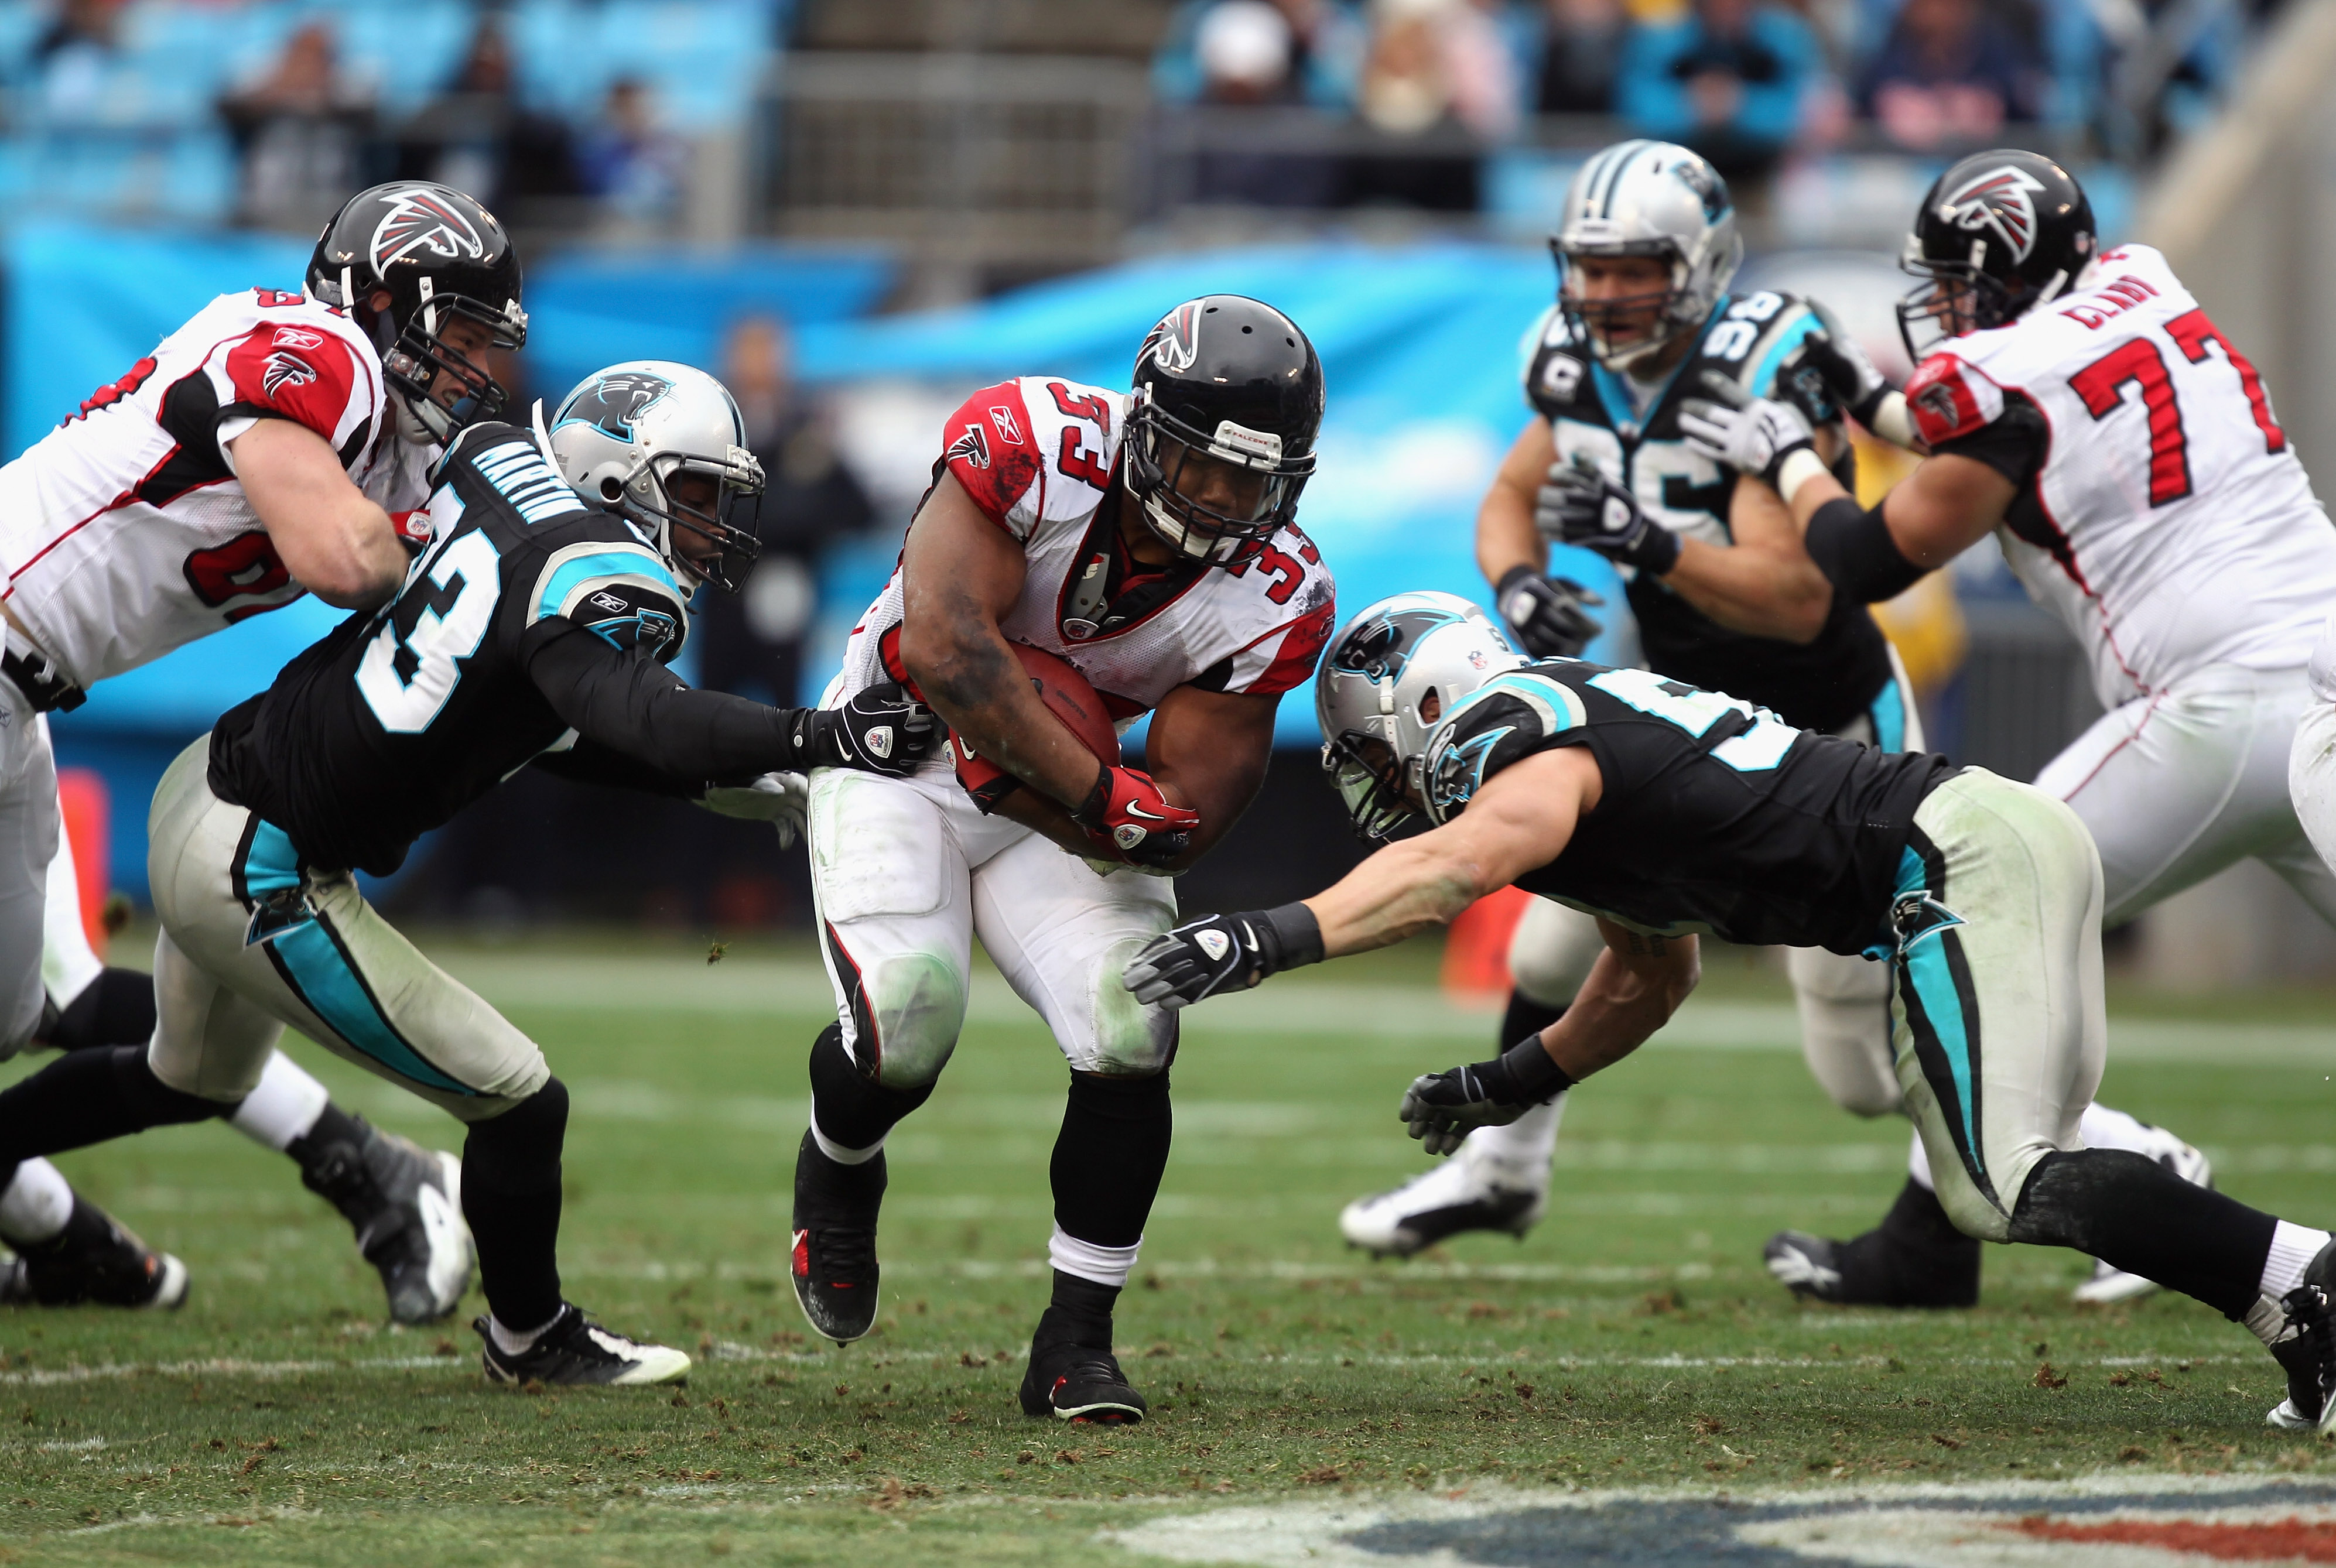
[
  {"x1": 1145, "y1": 300, "x2": 1203, "y2": 375},
  {"x1": 563, "y1": 371, "x2": 675, "y2": 441},
  {"x1": 262, "y1": 351, "x2": 317, "y2": 397},
  {"x1": 1937, "y1": 165, "x2": 2047, "y2": 264},
  {"x1": 368, "y1": 187, "x2": 487, "y2": 271}
]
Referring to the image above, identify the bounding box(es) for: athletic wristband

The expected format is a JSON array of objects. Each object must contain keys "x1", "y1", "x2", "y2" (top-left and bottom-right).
[
  {"x1": 1773, "y1": 446, "x2": 1831, "y2": 505},
  {"x1": 1497, "y1": 1033, "x2": 1577, "y2": 1103},
  {"x1": 1259, "y1": 901, "x2": 1324, "y2": 972},
  {"x1": 1805, "y1": 495, "x2": 1926, "y2": 604}
]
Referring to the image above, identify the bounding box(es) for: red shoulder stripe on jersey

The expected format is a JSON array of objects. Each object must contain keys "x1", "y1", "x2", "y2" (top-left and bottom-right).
[
  {"x1": 940, "y1": 380, "x2": 1045, "y2": 533},
  {"x1": 1904, "y1": 354, "x2": 2002, "y2": 446},
  {"x1": 1242, "y1": 600, "x2": 1338, "y2": 697},
  {"x1": 223, "y1": 324, "x2": 361, "y2": 443}
]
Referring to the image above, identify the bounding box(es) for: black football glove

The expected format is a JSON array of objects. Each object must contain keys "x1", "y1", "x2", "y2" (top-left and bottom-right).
[
  {"x1": 1785, "y1": 298, "x2": 1892, "y2": 430},
  {"x1": 1537, "y1": 461, "x2": 1680, "y2": 576},
  {"x1": 1399, "y1": 1064, "x2": 1530, "y2": 1156},
  {"x1": 1121, "y1": 904, "x2": 1324, "y2": 1009},
  {"x1": 1493, "y1": 564, "x2": 1603, "y2": 659},
  {"x1": 1680, "y1": 371, "x2": 1818, "y2": 488},
  {"x1": 801, "y1": 682, "x2": 937, "y2": 776}
]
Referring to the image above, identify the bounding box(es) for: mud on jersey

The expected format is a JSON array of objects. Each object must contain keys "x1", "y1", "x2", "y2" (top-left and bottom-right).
[
  {"x1": 1521, "y1": 292, "x2": 1893, "y2": 732},
  {"x1": 208, "y1": 423, "x2": 690, "y2": 877},
  {"x1": 1422, "y1": 659, "x2": 1955, "y2": 955},
  {"x1": 0, "y1": 287, "x2": 435, "y2": 690},
  {"x1": 832, "y1": 375, "x2": 1335, "y2": 728},
  {"x1": 1902, "y1": 244, "x2": 2336, "y2": 711}
]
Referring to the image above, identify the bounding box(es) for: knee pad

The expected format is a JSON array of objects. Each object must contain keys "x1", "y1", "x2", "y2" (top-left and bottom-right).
[
  {"x1": 854, "y1": 952, "x2": 966, "y2": 1090},
  {"x1": 1079, "y1": 941, "x2": 1179, "y2": 1077},
  {"x1": 1506, "y1": 904, "x2": 1602, "y2": 1006},
  {"x1": 810, "y1": 1022, "x2": 932, "y2": 1154}
]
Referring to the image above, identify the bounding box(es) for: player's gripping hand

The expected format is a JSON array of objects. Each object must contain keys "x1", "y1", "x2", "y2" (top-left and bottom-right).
[
  {"x1": 803, "y1": 682, "x2": 937, "y2": 776},
  {"x1": 1072, "y1": 764, "x2": 1199, "y2": 869},
  {"x1": 1400, "y1": 1064, "x2": 1531, "y2": 1156},
  {"x1": 1123, "y1": 905, "x2": 1325, "y2": 1008},
  {"x1": 1493, "y1": 564, "x2": 1603, "y2": 659},
  {"x1": 1783, "y1": 298, "x2": 1916, "y2": 446},
  {"x1": 1538, "y1": 461, "x2": 1681, "y2": 576},
  {"x1": 698, "y1": 770, "x2": 810, "y2": 848},
  {"x1": 1680, "y1": 372, "x2": 1817, "y2": 488}
]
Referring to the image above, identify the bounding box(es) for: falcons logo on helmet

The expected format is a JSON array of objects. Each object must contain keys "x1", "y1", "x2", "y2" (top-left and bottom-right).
[
  {"x1": 562, "y1": 371, "x2": 673, "y2": 441},
  {"x1": 262, "y1": 351, "x2": 317, "y2": 398},
  {"x1": 1938, "y1": 165, "x2": 2047, "y2": 264},
  {"x1": 369, "y1": 187, "x2": 486, "y2": 272},
  {"x1": 1145, "y1": 301, "x2": 1203, "y2": 375}
]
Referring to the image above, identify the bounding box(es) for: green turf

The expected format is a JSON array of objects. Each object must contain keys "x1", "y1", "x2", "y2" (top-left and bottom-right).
[{"x1": 6, "y1": 929, "x2": 2336, "y2": 1566}]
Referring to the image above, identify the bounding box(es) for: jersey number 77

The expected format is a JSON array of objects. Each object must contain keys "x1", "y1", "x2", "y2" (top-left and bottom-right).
[{"x1": 2068, "y1": 308, "x2": 2287, "y2": 508}]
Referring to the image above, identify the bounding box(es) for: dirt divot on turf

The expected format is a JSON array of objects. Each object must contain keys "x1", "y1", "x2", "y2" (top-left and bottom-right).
[{"x1": 1102, "y1": 1473, "x2": 2336, "y2": 1566}]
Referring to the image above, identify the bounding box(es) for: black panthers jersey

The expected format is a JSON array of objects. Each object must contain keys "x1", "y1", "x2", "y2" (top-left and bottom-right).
[
  {"x1": 1424, "y1": 659, "x2": 1957, "y2": 956},
  {"x1": 1522, "y1": 291, "x2": 1894, "y2": 732},
  {"x1": 210, "y1": 423, "x2": 805, "y2": 876}
]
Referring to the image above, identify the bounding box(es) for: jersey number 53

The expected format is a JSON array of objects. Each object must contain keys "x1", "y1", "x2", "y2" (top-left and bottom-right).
[{"x1": 356, "y1": 532, "x2": 502, "y2": 733}]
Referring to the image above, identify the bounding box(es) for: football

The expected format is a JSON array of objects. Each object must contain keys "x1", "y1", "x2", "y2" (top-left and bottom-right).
[{"x1": 1013, "y1": 642, "x2": 1120, "y2": 764}]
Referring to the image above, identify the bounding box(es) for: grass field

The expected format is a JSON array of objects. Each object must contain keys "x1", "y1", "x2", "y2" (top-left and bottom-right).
[{"x1": 6, "y1": 927, "x2": 2336, "y2": 1565}]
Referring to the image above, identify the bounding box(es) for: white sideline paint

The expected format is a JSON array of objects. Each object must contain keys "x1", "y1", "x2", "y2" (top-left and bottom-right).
[{"x1": 0, "y1": 1355, "x2": 455, "y2": 1388}]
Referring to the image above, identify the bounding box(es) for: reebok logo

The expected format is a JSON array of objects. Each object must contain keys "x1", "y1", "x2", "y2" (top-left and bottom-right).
[
  {"x1": 988, "y1": 405, "x2": 1024, "y2": 444},
  {"x1": 271, "y1": 326, "x2": 326, "y2": 350}
]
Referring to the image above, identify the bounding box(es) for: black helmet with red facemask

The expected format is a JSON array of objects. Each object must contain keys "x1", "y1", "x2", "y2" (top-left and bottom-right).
[
  {"x1": 1123, "y1": 295, "x2": 1322, "y2": 569},
  {"x1": 306, "y1": 182, "x2": 528, "y2": 446}
]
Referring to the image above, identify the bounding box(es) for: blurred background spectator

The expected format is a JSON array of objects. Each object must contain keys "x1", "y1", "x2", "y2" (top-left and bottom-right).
[
  {"x1": 1856, "y1": 0, "x2": 2046, "y2": 150},
  {"x1": 1535, "y1": 0, "x2": 1627, "y2": 114},
  {"x1": 577, "y1": 77, "x2": 691, "y2": 232},
  {"x1": 1346, "y1": 0, "x2": 1518, "y2": 207},
  {"x1": 1616, "y1": 0, "x2": 1821, "y2": 179},
  {"x1": 695, "y1": 314, "x2": 873, "y2": 710},
  {"x1": 1156, "y1": 0, "x2": 1367, "y2": 107},
  {"x1": 395, "y1": 16, "x2": 580, "y2": 220},
  {"x1": 218, "y1": 22, "x2": 378, "y2": 231}
]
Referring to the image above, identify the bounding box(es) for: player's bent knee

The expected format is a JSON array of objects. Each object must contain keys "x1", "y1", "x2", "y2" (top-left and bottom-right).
[
  {"x1": 1928, "y1": 1172, "x2": 2012, "y2": 1245},
  {"x1": 859, "y1": 951, "x2": 967, "y2": 1090},
  {"x1": 1075, "y1": 940, "x2": 1178, "y2": 1077}
]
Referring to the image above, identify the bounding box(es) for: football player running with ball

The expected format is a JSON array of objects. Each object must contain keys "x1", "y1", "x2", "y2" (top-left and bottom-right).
[
  {"x1": 0, "y1": 362, "x2": 935, "y2": 1386},
  {"x1": 1128, "y1": 594, "x2": 2336, "y2": 1437},
  {"x1": 0, "y1": 182, "x2": 532, "y2": 1318},
  {"x1": 1679, "y1": 150, "x2": 2336, "y2": 1313},
  {"x1": 791, "y1": 297, "x2": 1335, "y2": 1425}
]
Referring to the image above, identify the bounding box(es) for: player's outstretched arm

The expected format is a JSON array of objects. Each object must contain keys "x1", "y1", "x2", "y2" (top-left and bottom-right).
[{"x1": 229, "y1": 419, "x2": 409, "y2": 609}]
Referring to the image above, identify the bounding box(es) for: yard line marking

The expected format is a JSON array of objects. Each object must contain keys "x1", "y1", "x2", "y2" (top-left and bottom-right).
[{"x1": 0, "y1": 1354, "x2": 456, "y2": 1388}]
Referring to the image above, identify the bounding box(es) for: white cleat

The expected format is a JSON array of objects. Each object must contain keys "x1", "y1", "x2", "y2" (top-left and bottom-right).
[
  {"x1": 1340, "y1": 1156, "x2": 1546, "y2": 1258},
  {"x1": 2072, "y1": 1127, "x2": 2212, "y2": 1306}
]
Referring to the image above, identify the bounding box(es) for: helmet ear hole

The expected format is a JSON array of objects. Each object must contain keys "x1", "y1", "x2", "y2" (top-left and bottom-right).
[{"x1": 600, "y1": 478, "x2": 623, "y2": 501}]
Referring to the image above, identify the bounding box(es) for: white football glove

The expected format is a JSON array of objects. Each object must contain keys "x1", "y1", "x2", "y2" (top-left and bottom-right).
[
  {"x1": 697, "y1": 770, "x2": 811, "y2": 849},
  {"x1": 1679, "y1": 371, "x2": 1817, "y2": 488}
]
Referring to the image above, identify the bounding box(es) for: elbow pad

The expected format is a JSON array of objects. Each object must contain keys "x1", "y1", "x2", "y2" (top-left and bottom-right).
[{"x1": 1804, "y1": 497, "x2": 1926, "y2": 604}]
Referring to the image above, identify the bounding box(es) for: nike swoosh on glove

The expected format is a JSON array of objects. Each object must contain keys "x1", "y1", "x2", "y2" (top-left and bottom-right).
[
  {"x1": 1124, "y1": 911, "x2": 1277, "y2": 1007},
  {"x1": 814, "y1": 682, "x2": 938, "y2": 776},
  {"x1": 1493, "y1": 564, "x2": 1603, "y2": 659},
  {"x1": 1072, "y1": 764, "x2": 1199, "y2": 869},
  {"x1": 1399, "y1": 1064, "x2": 1530, "y2": 1156},
  {"x1": 697, "y1": 771, "x2": 810, "y2": 848},
  {"x1": 1537, "y1": 462, "x2": 1681, "y2": 576},
  {"x1": 1679, "y1": 371, "x2": 1816, "y2": 487}
]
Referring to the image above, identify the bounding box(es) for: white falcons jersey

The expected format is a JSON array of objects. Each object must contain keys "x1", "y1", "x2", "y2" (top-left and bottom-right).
[
  {"x1": 833, "y1": 375, "x2": 1336, "y2": 723},
  {"x1": 0, "y1": 287, "x2": 434, "y2": 690},
  {"x1": 1905, "y1": 244, "x2": 2336, "y2": 710}
]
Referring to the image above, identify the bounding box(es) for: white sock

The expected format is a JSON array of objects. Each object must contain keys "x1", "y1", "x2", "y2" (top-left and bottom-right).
[
  {"x1": 2245, "y1": 1292, "x2": 2293, "y2": 1348},
  {"x1": 0, "y1": 1158, "x2": 74, "y2": 1245},
  {"x1": 2077, "y1": 1101, "x2": 2160, "y2": 1155},
  {"x1": 228, "y1": 1052, "x2": 331, "y2": 1152},
  {"x1": 808, "y1": 1111, "x2": 884, "y2": 1166},
  {"x1": 488, "y1": 1308, "x2": 565, "y2": 1355},
  {"x1": 1048, "y1": 1225, "x2": 1140, "y2": 1288},
  {"x1": 1906, "y1": 1125, "x2": 1935, "y2": 1191},
  {"x1": 2261, "y1": 1220, "x2": 2332, "y2": 1301},
  {"x1": 1459, "y1": 1093, "x2": 1567, "y2": 1186}
]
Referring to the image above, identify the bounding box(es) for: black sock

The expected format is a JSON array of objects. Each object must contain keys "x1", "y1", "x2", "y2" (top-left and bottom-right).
[
  {"x1": 0, "y1": 1045, "x2": 225, "y2": 1166},
  {"x1": 2011, "y1": 1149, "x2": 2277, "y2": 1319},
  {"x1": 1839, "y1": 1176, "x2": 1982, "y2": 1307},
  {"x1": 1500, "y1": 990, "x2": 1567, "y2": 1052},
  {"x1": 46, "y1": 968, "x2": 159, "y2": 1052},
  {"x1": 1035, "y1": 1270, "x2": 1123, "y2": 1350},
  {"x1": 808, "y1": 1023, "x2": 932, "y2": 1152},
  {"x1": 462, "y1": 1077, "x2": 569, "y2": 1333},
  {"x1": 1052, "y1": 1069, "x2": 1172, "y2": 1250},
  {"x1": 793, "y1": 1128, "x2": 888, "y2": 1227},
  {"x1": 286, "y1": 1103, "x2": 368, "y2": 1182}
]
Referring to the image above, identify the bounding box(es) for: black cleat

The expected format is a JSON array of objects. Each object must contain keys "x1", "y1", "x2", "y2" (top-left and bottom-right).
[
  {"x1": 791, "y1": 1129, "x2": 883, "y2": 1344},
  {"x1": 0, "y1": 1196, "x2": 187, "y2": 1310},
  {"x1": 1019, "y1": 1340, "x2": 1147, "y2": 1425},
  {"x1": 473, "y1": 1304, "x2": 690, "y2": 1387},
  {"x1": 300, "y1": 1118, "x2": 472, "y2": 1324},
  {"x1": 2268, "y1": 1240, "x2": 2336, "y2": 1432},
  {"x1": 1763, "y1": 1178, "x2": 1979, "y2": 1307}
]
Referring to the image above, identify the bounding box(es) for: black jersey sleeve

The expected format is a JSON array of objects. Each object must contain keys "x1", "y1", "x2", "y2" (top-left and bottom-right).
[
  {"x1": 529, "y1": 732, "x2": 704, "y2": 797},
  {"x1": 521, "y1": 618, "x2": 813, "y2": 781}
]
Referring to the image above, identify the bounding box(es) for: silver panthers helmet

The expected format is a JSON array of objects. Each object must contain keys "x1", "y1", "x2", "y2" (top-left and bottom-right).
[
  {"x1": 1316, "y1": 591, "x2": 1527, "y2": 840},
  {"x1": 547, "y1": 360, "x2": 765, "y2": 593},
  {"x1": 1554, "y1": 140, "x2": 1743, "y2": 371}
]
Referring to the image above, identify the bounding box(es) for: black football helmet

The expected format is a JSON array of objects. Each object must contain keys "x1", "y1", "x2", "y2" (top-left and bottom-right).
[
  {"x1": 1124, "y1": 295, "x2": 1322, "y2": 568},
  {"x1": 307, "y1": 182, "x2": 528, "y2": 445},
  {"x1": 1896, "y1": 150, "x2": 2094, "y2": 361}
]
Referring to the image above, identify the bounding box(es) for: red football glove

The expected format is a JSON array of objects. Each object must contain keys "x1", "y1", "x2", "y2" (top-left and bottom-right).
[
  {"x1": 1071, "y1": 763, "x2": 1198, "y2": 869},
  {"x1": 950, "y1": 728, "x2": 1024, "y2": 813},
  {"x1": 390, "y1": 509, "x2": 433, "y2": 558}
]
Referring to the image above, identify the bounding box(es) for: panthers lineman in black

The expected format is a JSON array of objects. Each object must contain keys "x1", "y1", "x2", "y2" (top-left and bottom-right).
[{"x1": 0, "y1": 381, "x2": 933, "y2": 1386}]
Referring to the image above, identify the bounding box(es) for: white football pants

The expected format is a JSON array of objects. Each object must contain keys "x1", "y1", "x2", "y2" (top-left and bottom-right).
[
  {"x1": 806, "y1": 761, "x2": 1181, "y2": 1086},
  {"x1": 0, "y1": 690, "x2": 58, "y2": 1061}
]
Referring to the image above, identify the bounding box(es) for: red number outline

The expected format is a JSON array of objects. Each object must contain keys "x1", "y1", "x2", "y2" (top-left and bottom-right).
[
  {"x1": 2069, "y1": 338, "x2": 2191, "y2": 506},
  {"x1": 67, "y1": 356, "x2": 156, "y2": 424},
  {"x1": 1046, "y1": 381, "x2": 1114, "y2": 488},
  {"x1": 183, "y1": 530, "x2": 295, "y2": 622},
  {"x1": 2165, "y1": 307, "x2": 2286, "y2": 455}
]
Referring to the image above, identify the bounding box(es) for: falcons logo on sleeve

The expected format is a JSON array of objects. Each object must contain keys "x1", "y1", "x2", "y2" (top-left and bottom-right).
[
  {"x1": 262, "y1": 351, "x2": 318, "y2": 397},
  {"x1": 945, "y1": 422, "x2": 991, "y2": 470}
]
